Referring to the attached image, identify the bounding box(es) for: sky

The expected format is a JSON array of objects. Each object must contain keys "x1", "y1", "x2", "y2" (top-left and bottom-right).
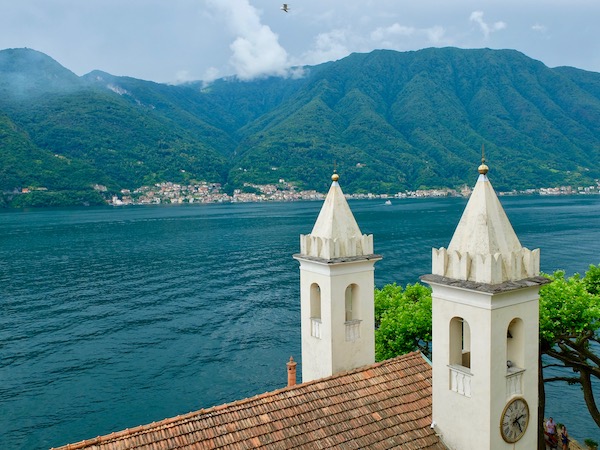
[{"x1": 1, "y1": 0, "x2": 600, "y2": 84}]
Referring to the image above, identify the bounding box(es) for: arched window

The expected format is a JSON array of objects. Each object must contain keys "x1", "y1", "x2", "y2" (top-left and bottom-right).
[
  {"x1": 449, "y1": 317, "x2": 471, "y2": 369},
  {"x1": 310, "y1": 283, "x2": 322, "y2": 339},
  {"x1": 345, "y1": 284, "x2": 360, "y2": 341},
  {"x1": 449, "y1": 316, "x2": 472, "y2": 396},
  {"x1": 310, "y1": 283, "x2": 321, "y2": 319},
  {"x1": 506, "y1": 318, "x2": 524, "y2": 369},
  {"x1": 345, "y1": 284, "x2": 359, "y2": 322},
  {"x1": 448, "y1": 316, "x2": 472, "y2": 396},
  {"x1": 506, "y1": 318, "x2": 526, "y2": 396}
]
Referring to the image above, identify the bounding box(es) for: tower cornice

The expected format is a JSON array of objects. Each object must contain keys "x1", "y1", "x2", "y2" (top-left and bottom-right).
[
  {"x1": 421, "y1": 274, "x2": 549, "y2": 294},
  {"x1": 293, "y1": 253, "x2": 383, "y2": 265},
  {"x1": 421, "y1": 274, "x2": 550, "y2": 310}
]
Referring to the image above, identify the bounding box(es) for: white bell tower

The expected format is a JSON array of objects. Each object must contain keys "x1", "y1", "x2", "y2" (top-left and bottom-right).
[
  {"x1": 294, "y1": 172, "x2": 382, "y2": 382},
  {"x1": 422, "y1": 157, "x2": 549, "y2": 449}
]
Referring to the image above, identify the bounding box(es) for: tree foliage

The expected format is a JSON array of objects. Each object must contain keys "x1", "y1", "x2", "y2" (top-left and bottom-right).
[
  {"x1": 9, "y1": 189, "x2": 106, "y2": 208},
  {"x1": 374, "y1": 283, "x2": 432, "y2": 361},
  {"x1": 539, "y1": 267, "x2": 600, "y2": 427}
]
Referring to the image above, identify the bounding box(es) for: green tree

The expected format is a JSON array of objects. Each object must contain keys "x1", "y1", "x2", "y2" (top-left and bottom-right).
[
  {"x1": 583, "y1": 264, "x2": 600, "y2": 296},
  {"x1": 539, "y1": 267, "x2": 600, "y2": 428},
  {"x1": 374, "y1": 283, "x2": 432, "y2": 361}
]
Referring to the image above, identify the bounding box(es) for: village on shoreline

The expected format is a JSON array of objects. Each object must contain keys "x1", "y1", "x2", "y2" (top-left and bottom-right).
[{"x1": 107, "y1": 178, "x2": 600, "y2": 206}]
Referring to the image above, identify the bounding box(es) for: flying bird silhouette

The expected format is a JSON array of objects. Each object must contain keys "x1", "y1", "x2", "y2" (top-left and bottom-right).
[{"x1": 281, "y1": 3, "x2": 289, "y2": 12}]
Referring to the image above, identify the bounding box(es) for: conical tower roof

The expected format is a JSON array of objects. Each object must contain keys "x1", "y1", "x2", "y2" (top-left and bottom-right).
[
  {"x1": 298, "y1": 172, "x2": 374, "y2": 260},
  {"x1": 431, "y1": 158, "x2": 539, "y2": 284},
  {"x1": 311, "y1": 172, "x2": 363, "y2": 240},
  {"x1": 447, "y1": 171, "x2": 522, "y2": 257}
]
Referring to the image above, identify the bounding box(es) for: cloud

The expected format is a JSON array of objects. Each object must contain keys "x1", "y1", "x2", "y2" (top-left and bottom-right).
[
  {"x1": 173, "y1": 70, "x2": 195, "y2": 84},
  {"x1": 201, "y1": 67, "x2": 220, "y2": 83},
  {"x1": 370, "y1": 24, "x2": 416, "y2": 42},
  {"x1": 531, "y1": 23, "x2": 547, "y2": 33},
  {"x1": 370, "y1": 23, "x2": 448, "y2": 48},
  {"x1": 206, "y1": 0, "x2": 290, "y2": 80},
  {"x1": 426, "y1": 26, "x2": 447, "y2": 45},
  {"x1": 299, "y1": 20, "x2": 451, "y2": 68},
  {"x1": 469, "y1": 11, "x2": 506, "y2": 39},
  {"x1": 300, "y1": 29, "x2": 351, "y2": 65}
]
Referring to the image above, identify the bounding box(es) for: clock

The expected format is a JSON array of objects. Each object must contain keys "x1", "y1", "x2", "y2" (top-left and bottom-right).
[{"x1": 500, "y1": 397, "x2": 530, "y2": 443}]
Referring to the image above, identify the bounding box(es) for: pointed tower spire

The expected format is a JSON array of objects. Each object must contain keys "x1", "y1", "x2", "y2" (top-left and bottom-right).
[
  {"x1": 431, "y1": 156, "x2": 539, "y2": 284},
  {"x1": 300, "y1": 172, "x2": 374, "y2": 259}
]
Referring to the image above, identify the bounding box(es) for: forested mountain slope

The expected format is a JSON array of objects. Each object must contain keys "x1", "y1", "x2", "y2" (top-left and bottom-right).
[{"x1": 1, "y1": 47, "x2": 599, "y2": 205}]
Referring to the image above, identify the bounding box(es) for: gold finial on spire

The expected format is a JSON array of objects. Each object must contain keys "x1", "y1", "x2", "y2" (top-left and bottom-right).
[
  {"x1": 332, "y1": 161, "x2": 339, "y2": 182},
  {"x1": 478, "y1": 144, "x2": 489, "y2": 175}
]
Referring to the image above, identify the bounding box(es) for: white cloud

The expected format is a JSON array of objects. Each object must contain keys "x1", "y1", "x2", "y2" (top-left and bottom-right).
[
  {"x1": 172, "y1": 71, "x2": 190, "y2": 85},
  {"x1": 469, "y1": 11, "x2": 507, "y2": 39},
  {"x1": 206, "y1": 0, "x2": 290, "y2": 80},
  {"x1": 300, "y1": 29, "x2": 351, "y2": 65},
  {"x1": 371, "y1": 24, "x2": 416, "y2": 42},
  {"x1": 531, "y1": 23, "x2": 547, "y2": 33},
  {"x1": 369, "y1": 23, "x2": 448, "y2": 49},
  {"x1": 426, "y1": 26, "x2": 447, "y2": 45},
  {"x1": 202, "y1": 67, "x2": 220, "y2": 83},
  {"x1": 229, "y1": 26, "x2": 289, "y2": 79},
  {"x1": 297, "y1": 19, "x2": 451, "y2": 68}
]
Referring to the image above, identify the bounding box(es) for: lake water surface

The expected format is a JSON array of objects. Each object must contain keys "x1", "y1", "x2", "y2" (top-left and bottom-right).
[{"x1": 1, "y1": 194, "x2": 599, "y2": 448}]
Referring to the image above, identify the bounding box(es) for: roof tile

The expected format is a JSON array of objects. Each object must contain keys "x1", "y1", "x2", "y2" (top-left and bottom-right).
[{"x1": 52, "y1": 353, "x2": 445, "y2": 450}]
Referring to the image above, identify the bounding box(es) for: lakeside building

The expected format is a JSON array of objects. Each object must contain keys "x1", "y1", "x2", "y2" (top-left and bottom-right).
[
  {"x1": 106, "y1": 178, "x2": 600, "y2": 206},
  {"x1": 56, "y1": 162, "x2": 551, "y2": 449}
]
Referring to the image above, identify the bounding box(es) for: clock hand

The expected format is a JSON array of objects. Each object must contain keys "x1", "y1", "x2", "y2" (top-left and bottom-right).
[{"x1": 511, "y1": 415, "x2": 524, "y2": 433}]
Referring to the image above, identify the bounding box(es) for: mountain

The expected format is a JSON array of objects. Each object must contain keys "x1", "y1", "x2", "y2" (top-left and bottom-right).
[{"x1": 1, "y1": 47, "x2": 600, "y2": 206}]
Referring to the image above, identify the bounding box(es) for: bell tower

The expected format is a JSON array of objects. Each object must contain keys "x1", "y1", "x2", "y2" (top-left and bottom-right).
[
  {"x1": 421, "y1": 156, "x2": 549, "y2": 449},
  {"x1": 294, "y1": 172, "x2": 382, "y2": 382}
]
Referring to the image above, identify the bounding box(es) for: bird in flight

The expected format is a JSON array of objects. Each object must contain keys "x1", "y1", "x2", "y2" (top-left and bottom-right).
[{"x1": 281, "y1": 3, "x2": 289, "y2": 12}]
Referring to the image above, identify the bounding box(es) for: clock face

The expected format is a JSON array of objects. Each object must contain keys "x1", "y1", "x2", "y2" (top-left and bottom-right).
[{"x1": 500, "y1": 397, "x2": 529, "y2": 443}]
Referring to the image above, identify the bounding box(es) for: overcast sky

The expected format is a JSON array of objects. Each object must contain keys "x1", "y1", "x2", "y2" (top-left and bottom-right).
[{"x1": 1, "y1": 0, "x2": 599, "y2": 84}]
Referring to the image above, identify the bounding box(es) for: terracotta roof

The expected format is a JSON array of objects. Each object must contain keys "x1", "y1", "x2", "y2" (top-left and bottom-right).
[{"x1": 53, "y1": 352, "x2": 445, "y2": 450}]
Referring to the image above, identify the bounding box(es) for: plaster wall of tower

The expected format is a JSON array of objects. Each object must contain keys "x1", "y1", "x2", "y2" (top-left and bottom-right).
[
  {"x1": 297, "y1": 257, "x2": 378, "y2": 382},
  {"x1": 430, "y1": 281, "x2": 540, "y2": 450}
]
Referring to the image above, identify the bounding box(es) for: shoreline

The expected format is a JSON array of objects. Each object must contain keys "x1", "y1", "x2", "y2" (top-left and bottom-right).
[{"x1": 109, "y1": 181, "x2": 600, "y2": 207}]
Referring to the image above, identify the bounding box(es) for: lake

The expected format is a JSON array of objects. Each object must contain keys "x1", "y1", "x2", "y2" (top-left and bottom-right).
[{"x1": 0, "y1": 194, "x2": 599, "y2": 448}]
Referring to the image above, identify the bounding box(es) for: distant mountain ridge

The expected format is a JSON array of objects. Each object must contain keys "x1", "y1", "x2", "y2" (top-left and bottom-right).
[{"x1": 1, "y1": 46, "x2": 599, "y2": 206}]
